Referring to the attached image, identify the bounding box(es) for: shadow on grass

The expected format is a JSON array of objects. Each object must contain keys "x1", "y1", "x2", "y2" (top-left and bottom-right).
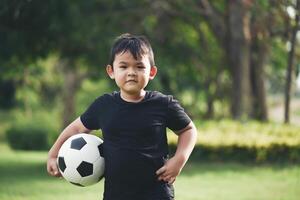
[{"x1": 0, "y1": 161, "x2": 50, "y2": 184}]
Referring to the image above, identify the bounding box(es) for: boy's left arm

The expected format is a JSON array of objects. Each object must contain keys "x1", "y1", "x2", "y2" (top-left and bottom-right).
[{"x1": 156, "y1": 121, "x2": 197, "y2": 184}]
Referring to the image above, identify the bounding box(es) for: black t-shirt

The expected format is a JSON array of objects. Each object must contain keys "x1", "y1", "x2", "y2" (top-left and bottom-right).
[{"x1": 80, "y1": 91, "x2": 191, "y2": 200}]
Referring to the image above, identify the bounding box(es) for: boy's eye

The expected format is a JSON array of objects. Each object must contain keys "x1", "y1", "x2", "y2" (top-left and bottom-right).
[
  {"x1": 137, "y1": 66, "x2": 145, "y2": 69},
  {"x1": 119, "y1": 66, "x2": 127, "y2": 69}
]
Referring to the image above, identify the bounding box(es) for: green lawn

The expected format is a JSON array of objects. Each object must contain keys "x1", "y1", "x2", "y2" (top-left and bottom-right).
[{"x1": 0, "y1": 143, "x2": 299, "y2": 200}]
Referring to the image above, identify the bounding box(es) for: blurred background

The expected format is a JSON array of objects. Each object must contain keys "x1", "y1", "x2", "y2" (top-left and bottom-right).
[{"x1": 0, "y1": 0, "x2": 300, "y2": 200}]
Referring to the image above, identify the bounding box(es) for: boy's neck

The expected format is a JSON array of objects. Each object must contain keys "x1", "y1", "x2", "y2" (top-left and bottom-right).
[{"x1": 120, "y1": 90, "x2": 146, "y2": 103}]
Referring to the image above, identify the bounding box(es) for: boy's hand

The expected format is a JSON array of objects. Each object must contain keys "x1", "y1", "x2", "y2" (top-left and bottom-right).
[
  {"x1": 155, "y1": 156, "x2": 184, "y2": 184},
  {"x1": 47, "y1": 157, "x2": 61, "y2": 177}
]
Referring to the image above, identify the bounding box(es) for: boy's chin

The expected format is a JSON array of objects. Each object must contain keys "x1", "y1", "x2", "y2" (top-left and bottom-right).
[{"x1": 122, "y1": 88, "x2": 144, "y2": 95}]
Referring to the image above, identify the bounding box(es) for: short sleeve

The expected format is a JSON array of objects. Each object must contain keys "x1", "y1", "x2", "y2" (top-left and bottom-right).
[
  {"x1": 166, "y1": 95, "x2": 191, "y2": 132},
  {"x1": 80, "y1": 96, "x2": 105, "y2": 130}
]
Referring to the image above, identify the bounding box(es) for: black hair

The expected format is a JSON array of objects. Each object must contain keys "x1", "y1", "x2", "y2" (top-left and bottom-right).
[{"x1": 109, "y1": 33, "x2": 155, "y2": 67}]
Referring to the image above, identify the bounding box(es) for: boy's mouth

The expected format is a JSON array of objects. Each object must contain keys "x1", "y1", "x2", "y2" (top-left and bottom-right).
[{"x1": 126, "y1": 80, "x2": 137, "y2": 83}]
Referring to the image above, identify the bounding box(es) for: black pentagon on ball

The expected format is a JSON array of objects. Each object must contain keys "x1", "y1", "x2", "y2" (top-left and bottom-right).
[
  {"x1": 58, "y1": 157, "x2": 66, "y2": 172},
  {"x1": 98, "y1": 144, "x2": 104, "y2": 157},
  {"x1": 70, "y1": 137, "x2": 87, "y2": 150},
  {"x1": 77, "y1": 161, "x2": 93, "y2": 177}
]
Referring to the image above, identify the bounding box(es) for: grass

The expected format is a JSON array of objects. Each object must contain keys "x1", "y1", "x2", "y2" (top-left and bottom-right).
[
  {"x1": 176, "y1": 163, "x2": 300, "y2": 200},
  {"x1": 0, "y1": 143, "x2": 300, "y2": 200},
  {"x1": 0, "y1": 143, "x2": 103, "y2": 200}
]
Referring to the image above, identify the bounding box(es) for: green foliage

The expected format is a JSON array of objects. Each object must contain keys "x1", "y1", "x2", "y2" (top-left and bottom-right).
[
  {"x1": 0, "y1": 79, "x2": 16, "y2": 109},
  {"x1": 4, "y1": 108, "x2": 61, "y2": 150},
  {"x1": 168, "y1": 120, "x2": 300, "y2": 163},
  {"x1": 76, "y1": 78, "x2": 112, "y2": 116},
  {"x1": 172, "y1": 143, "x2": 300, "y2": 163},
  {"x1": 6, "y1": 122, "x2": 49, "y2": 151},
  {"x1": 267, "y1": 39, "x2": 289, "y2": 94},
  {"x1": 193, "y1": 120, "x2": 300, "y2": 147}
]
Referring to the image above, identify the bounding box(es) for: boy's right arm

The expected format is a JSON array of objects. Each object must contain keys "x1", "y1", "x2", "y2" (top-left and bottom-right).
[{"x1": 47, "y1": 117, "x2": 91, "y2": 177}]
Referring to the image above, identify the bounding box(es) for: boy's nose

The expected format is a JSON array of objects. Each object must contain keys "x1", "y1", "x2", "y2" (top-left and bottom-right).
[{"x1": 127, "y1": 69, "x2": 137, "y2": 76}]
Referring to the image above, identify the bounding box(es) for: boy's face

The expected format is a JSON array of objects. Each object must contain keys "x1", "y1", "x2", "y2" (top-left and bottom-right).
[{"x1": 106, "y1": 51, "x2": 157, "y2": 97}]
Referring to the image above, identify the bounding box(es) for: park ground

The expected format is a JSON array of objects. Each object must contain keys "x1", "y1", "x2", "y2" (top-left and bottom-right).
[{"x1": 0, "y1": 143, "x2": 299, "y2": 200}]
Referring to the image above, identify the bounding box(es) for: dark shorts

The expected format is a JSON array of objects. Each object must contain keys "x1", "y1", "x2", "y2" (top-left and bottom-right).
[{"x1": 102, "y1": 181, "x2": 174, "y2": 200}]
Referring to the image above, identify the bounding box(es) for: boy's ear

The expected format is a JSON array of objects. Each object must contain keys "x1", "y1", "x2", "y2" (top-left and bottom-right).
[
  {"x1": 149, "y1": 66, "x2": 157, "y2": 80},
  {"x1": 106, "y1": 65, "x2": 114, "y2": 79}
]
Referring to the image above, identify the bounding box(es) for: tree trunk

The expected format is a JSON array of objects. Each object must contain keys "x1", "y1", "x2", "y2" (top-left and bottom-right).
[
  {"x1": 227, "y1": 0, "x2": 252, "y2": 120},
  {"x1": 59, "y1": 59, "x2": 82, "y2": 128},
  {"x1": 284, "y1": 0, "x2": 300, "y2": 124},
  {"x1": 250, "y1": 39, "x2": 268, "y2": 121}
]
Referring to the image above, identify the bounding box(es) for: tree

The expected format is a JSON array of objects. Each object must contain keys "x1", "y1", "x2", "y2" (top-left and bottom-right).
[
  {"x1": 157, "y1": 0, "x2": 294, "y2": 121},
  {"x1": 157, "y1": 0, "x2": 253, "y2": 119},
  {"x1": 0, "y1": 0, "x2": 54, "y2": 110},
  {"x1": 284, "y1": 0, "x2": 300, "y2": 123},
  {"x1": 0, "y1": 0, "x2": 155, "y2": 127}
]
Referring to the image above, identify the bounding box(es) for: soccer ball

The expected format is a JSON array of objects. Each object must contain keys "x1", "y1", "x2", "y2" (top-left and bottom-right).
[{"x1": 57, "y1": 133, "x2": 105, "y2": 187}]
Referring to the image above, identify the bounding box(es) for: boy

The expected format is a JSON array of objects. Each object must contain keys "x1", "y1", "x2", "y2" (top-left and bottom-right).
[{"x1": 47, "y1": 33, "x2": 197, "y2": 200}]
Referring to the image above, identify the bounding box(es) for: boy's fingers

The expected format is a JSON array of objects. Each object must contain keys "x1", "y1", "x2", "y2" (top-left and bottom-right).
[
  {"x1": 163, "y1": 175, "x2": 172, "y2": 181},
  {"x1": 48, "y1": 164, "x2": 60, "y2": 177},
  {"x1": 47, "y1": 165, "x2": 54, "y2": 175},
  {"x1": 52, "y1": 165, "x2": 61, "y2": 177},
  {"x1": 158, "y1": 172, "x2": 170, "y2": 181},
  {"x1": 54, "y1": 171, "x2": 62, "y2": 177},
  {"x1": 159, "y1": 175, "x2": 176, "y2": 184},
  {"x1": 52, "y1": 168, "x2": 61, "y2": 177},
  {"x1": 168, "y1": 177, "x2": 176, "y2": 184},
  {"x1": 49, "y1": 168, "x2": 56, "y2": 176},
  {"x1": 156, "y1": 166, "x2": 166, "y2": 175}
]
